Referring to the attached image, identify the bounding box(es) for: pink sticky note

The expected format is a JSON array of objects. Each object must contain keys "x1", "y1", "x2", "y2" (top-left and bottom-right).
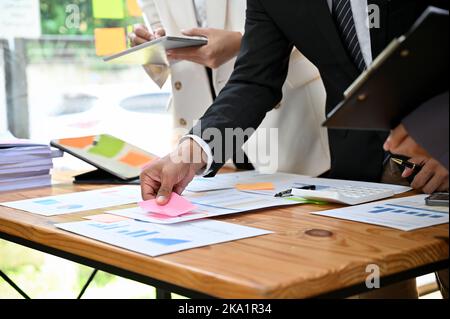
[
  {"x1": 84, "y1": 214, "x2": 130, "y2": 223},
  {"x1": 138, "y1": 193, "x2": 197, "y2": 217}
]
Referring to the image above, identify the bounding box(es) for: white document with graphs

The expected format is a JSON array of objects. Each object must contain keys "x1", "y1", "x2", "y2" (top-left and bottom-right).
[{"x1": 312, "y1": 195, "x2": 449, "y2": 231}]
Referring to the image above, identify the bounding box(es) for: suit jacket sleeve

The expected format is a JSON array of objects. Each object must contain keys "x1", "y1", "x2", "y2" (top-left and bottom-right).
[
  {"x1": 402, "y1": 91, "x2": 449, "y2": 169},
  {"x1": 190, "y1": 0, "x2": 294, "y2": 175}
]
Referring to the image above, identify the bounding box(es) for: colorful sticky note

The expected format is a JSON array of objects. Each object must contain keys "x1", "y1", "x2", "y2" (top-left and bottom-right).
[
  {"x1": 84, "y1": 214, "x2": 130, "y2": 223},
  {"x1": 92, "y1": 0, "x2": 125, "y2": 19},
  {"x1": 59, "y1": 136, "x2": 95, "y2": 149},
  {"x1": 88, "y1": 134, "x2": 125, "y2": 158},
  {"x1": 235, "y1": 183, "x2": 275, "y2": 191},
  {"x1": 127, "y1": 0, "x2": 142, "y2": 17},
  {"x1": 120, "y1": 151, "x2": 153, "y2": 167},
  {"x1": 138, "y1": 193, "x2": 197, "y2": 217},
  {"x1": 94, "y1": 27, "x2": 127, "y2": 56}
]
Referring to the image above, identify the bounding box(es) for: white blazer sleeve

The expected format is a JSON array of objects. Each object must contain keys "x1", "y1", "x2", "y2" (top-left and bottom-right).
[{"x1": 137, "y1": 0, "x2": 170, "y2": 88}]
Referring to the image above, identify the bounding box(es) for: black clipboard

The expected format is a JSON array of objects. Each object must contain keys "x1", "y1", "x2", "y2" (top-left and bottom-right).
[{"x1": 323, "y1": 7, "x2": 449, "y2": 131}]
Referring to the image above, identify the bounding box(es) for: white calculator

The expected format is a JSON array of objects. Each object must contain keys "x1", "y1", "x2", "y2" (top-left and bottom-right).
[{"x1": 291, "y1": 186, "x2": 395, "y2": 205}]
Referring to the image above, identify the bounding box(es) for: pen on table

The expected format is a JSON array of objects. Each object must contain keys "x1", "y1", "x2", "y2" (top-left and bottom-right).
[
  {"x1": 391, "y1": 157, "x2": 423, "y2": 174},
  {"x1": 274, "y1": 185, "x2": 316, "y2": 198}
]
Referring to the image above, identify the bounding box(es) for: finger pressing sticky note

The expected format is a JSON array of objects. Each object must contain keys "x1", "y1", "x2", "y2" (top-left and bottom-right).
[
  {"x1": 138, "y1": 193, "x2": 197, "y2": 217},
  {"x1": 235, "y1": 183, "x2": 275, "y2": 191},
  {"x1": 94, "y1": 28, "x2": 127, "y2": 56}
]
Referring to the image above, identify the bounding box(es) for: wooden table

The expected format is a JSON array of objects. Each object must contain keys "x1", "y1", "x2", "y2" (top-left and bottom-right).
[{"x1": 0, "y1": 175, "x2": 448, "y2": 299}]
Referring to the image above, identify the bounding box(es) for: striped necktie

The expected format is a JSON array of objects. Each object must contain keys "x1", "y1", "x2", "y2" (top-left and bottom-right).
[{"x1": 332, "y1": 0, "x2": 366, "y2": 72}]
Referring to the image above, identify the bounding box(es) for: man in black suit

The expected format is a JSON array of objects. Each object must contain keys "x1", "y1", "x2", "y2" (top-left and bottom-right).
[{"x1": 141, "y1": 0, "x2": 449, "y2": 203}]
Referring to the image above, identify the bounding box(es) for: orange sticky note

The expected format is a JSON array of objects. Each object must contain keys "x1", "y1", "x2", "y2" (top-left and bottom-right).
[
  {"x1": 84, "y1": 214, "x2": 130, "y2": 223},
  {"x1": 127, "y1": 0, "x2": 142, "y2": 17},
  {"x1": 59, "y1": 136, "x2": 95, "y2": 149},
  {"x1": 94, "y1": 28, "x2": 127, "y2": 56},
  {"x1": 120, "y1": 151, "x2": 154, "y2": 168},
  {"x1": 235, "y1": 183, "x2": 275, "y2": 191}
]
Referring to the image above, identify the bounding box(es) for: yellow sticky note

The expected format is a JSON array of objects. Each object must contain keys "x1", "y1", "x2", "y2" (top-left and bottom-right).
[
  {"x1": 92, "y1": 0, "x2": 125, "y2": 19},
  {"x1": 94, "y1": 28, "x2": 127, "y2": 56},
  {"x1": 127, "y1": 0, "x2": 142, "y2": 17},
  {"x1": 235, "y1": 183, "x2": 275, "y2": 191}
]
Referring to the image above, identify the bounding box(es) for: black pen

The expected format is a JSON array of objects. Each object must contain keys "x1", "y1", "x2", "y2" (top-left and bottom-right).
[
  {"x1": 391, "y1": 157, "x2": 423, "y2": 174},
  {"x1": 274, "y1": 185, "x2": 316, "y2": 198}
]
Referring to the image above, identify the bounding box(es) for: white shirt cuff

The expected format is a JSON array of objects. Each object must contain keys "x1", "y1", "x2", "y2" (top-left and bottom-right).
[{"x1": 180, "y1": 135, "x2": 214, "y2": 176}]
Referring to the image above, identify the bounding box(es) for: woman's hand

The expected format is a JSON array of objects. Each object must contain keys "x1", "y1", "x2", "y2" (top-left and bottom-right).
[
  {"x1": 167, "y1": 28, "x2": 242, "y2": 69},
  {"x1": 129, "y1": 24, "x2": 166, "y2": 46}
]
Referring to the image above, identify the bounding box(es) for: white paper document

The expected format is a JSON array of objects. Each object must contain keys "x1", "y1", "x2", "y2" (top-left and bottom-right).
[
  {"x1": 312, "y1": 195, "x2": 449, "y2": 231},
  {"x1": 108, "y1": 188, "x2": 297, "y2": 224},
  {"x1": 186, "y1": 171, "x2": 412, "y2": 196},
  {"x1": 1, "y1": 186, "x2": 142, "y2": 216},
  {"x1": 56, "y1": 219, "x2": 272, "y2": 257}
]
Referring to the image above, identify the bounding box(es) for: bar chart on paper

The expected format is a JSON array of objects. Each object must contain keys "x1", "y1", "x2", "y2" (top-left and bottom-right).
[
  {"x1": 313, "y1": 195, "x2": 449, "y2": 231},
  {"x1": 0, "y1": 186, "x2": 142, "y2": 216},
  {"x1": 56, "y1": 219, "x2": 272, "y2": 256}
]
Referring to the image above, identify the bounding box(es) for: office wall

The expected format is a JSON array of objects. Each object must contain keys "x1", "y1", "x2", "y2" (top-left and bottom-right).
[{"x1": 0, "y1": 42, "x2": 7, "y2": 132}]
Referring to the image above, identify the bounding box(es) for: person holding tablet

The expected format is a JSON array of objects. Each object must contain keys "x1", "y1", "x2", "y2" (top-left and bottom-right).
[{"x1": 130, "y1": 0, "x2": 331, "y2": 176}]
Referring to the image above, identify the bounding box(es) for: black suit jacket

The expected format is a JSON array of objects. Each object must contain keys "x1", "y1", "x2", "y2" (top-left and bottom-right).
[{"x1": 191, "y1": 0, "x2": 447, "y2": 182}]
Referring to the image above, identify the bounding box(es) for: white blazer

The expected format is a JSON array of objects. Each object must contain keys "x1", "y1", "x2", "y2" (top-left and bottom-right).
[{"x1": 139, "y1": 0, "x2": 331, "y2": 176}]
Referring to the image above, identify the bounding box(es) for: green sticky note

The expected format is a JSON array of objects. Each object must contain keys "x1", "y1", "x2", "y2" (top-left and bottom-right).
[
  {"x1": 93, "y1": 0, "x2": 125, "y2": 19},
  {"x1": 286, "y1": 197, "x2": 328, "y2": 205},
  {"x1": 88, "y1": 135, "x2": 125, "y2": 158}
]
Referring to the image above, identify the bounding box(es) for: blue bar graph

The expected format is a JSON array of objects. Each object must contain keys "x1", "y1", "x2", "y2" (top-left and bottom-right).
[
  {"x1": 369, "y1": 207, "x2": 394, "y2": 214},
  {"x1": 147, "y1": 238, "x2": 190, "y2": 246}
]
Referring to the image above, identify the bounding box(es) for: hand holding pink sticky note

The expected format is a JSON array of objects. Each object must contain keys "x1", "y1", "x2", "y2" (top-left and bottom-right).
[{"x1": 138, "y1": 193, "x2": 197, "y2": 217}]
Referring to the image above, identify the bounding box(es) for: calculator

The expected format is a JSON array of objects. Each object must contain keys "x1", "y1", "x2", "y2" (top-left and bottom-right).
[{"x1": 291, "y1": 186, "x2": 395, "y2": 205}]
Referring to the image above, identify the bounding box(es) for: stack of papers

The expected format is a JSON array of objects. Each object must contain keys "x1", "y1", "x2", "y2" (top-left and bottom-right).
[{"x1": 0, "y1": 135, "x2": 63, "y2": 193}]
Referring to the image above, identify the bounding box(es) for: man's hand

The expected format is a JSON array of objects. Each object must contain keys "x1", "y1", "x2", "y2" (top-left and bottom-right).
[
  {"x1": 166, "y1": 28, "x2": 242, "y2": 69},
  {"x1": 129, "y1": 24, "x2": 166, "y2": 47},
  {"x1": 402, "y1": 156, "x2": 449, "y2": 194},
  {"x1": 383, "y1": 124, "x2": 429, "y2": 158},
  {"x1": 384, "y1": 124, "x2": 449, "y2": 193},
  {"x1": 140, "y1": 139, "x2": 207, "y2": 204}
]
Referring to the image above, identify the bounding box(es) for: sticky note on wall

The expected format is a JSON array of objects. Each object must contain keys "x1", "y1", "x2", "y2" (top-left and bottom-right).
[
  {"x1": 94, "y1": 28, "x2": 127, "y2": 56},
  {"x1": 127, "y1": 0, "x2": 142, "y2": 17},
  {"x1": 93, "y1": 0, "x2": 125, "y2": 19}
]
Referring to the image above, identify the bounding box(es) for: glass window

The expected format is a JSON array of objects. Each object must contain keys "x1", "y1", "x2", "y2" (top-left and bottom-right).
[{"x1": 2, "y1": 0, "x2": 173, "y2": 171}]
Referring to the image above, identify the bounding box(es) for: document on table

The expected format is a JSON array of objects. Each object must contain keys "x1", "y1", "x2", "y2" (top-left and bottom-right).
[
  {"x1": 56, "y1": 219, "x2": 272, "y2": 257},
  {"x1": 186, "y1": 171, "x2": 412, "y2": 196},
  {"x1": 313, "y1": 195, "x2": 449, "y2": 231},
  {"x1": 1, "y1": 186, "x2": 142, "y2": 216},
  {"x1": 108, "y1": 189, "x2": 297, "y2": 224}
]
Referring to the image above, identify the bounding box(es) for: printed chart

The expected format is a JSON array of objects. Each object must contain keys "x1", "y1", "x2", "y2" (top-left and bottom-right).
[{"x1": 56, "y1": 219, "x2": 272, "y2": 256}]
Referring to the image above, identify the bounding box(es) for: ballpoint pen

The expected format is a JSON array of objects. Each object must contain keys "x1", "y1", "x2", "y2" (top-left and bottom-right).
[
  {"x1": 390, "y1": 157, "x2": 423, "y2": 174},
  {"x1": 274, "y1": 185, "x2": 316, "y2": 198}
]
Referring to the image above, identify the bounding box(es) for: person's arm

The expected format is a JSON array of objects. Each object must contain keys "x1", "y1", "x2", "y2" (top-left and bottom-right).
[
  {"x1": 384, "y1": 92, "x2": 449, "y2": 193},
  {"x1": 384, "y1": 92, "x2": 449, "y2": 169},
  {"x1": 188, "y1": 0, "x2": 294, "y2": 175},
  {"x1": 132, "y1": 1, "x2": 168, "y2": 87},
  {"x1": 402, "y1": 92, "x2": 449, "y2": 169},
  {"x1": 140, "y1": 0, "x2": 294, "y2": 202}
]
